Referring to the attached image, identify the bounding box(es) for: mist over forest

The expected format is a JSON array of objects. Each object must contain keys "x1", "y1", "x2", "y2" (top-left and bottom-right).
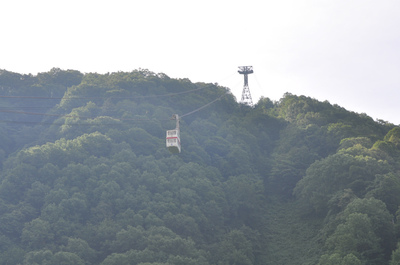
[{"x1": 1, "y1": 68, "x2": 400, "y2": 264}]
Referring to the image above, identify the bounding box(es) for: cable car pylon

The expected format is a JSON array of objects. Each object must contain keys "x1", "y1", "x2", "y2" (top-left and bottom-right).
[{"x1": 238, "y1": 66, "x2": 254, "y2": 106}]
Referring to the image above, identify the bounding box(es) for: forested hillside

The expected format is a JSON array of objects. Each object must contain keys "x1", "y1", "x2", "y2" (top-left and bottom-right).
[{"x1": 1, "y1": 68, "x2": 400, "y2": 264}]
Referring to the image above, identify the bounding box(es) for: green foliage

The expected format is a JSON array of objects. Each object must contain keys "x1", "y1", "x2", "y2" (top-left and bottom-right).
[
  {"x1": 21, "y1": 218, "x2": 54, "y2": 249},
  {"x1": 384, "y1": 127, "x2": 400, "y2": 143},
  {"x1": 342, "y1": 198, "x2": 395, "y2": 259},
  {"x1": 214, "y1": 228, "x2": 255, "y2": 265},
  {"x1": 319, "y1": 253, "x2": 363, "y2": 265},
  {"x1": 390, "y1": 243, "x2": 400, "y2": 265},
  {"x1": 325, "y1": 213, "x2": 381, "y2": 262},
  {"x1": 23, "y1": 249, "x2": 85, "y2": 265},
  {"x1": 64, "y1": 237, "x2": 97, "y2": 263},
  {"x1": 0, "y1": 69, "x2": 399, "y2": 264},
  {"x1": 294, "y1": 149, "x2": 390, "y2": 213},
  {"x1": 367, "y1": 173, "x2": 400, "y2": 214},
  {"x1": 0, "y1": 246, "x2": 26, "y2": 265},
  {"x1": 338, "y1": 137, "x2": 373, "y2": 150}
]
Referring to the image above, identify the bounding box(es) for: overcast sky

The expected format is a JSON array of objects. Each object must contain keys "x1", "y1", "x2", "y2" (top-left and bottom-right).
[{"x1": 2, "y1": 0, "x2": 400, "y2": 124}]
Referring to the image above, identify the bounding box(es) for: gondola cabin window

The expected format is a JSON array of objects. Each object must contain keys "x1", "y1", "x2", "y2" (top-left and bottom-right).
[{"x1": 166, "y1": 129, "x2": 181, "y2": 153}]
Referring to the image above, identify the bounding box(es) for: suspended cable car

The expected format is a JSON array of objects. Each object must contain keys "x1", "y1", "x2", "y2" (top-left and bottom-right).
[{"x1": 166, "y1": 114, "x2": 181, "y2": 153}]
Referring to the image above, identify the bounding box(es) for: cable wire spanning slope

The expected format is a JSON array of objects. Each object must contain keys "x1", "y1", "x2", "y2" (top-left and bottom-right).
[
  {"x1": 0, "y1": 86, "x2": 209, "y2": 100},
  {"x1": 0, "y1": 87, "x2": 227, "y2": 126},
  {"x1": 180, "y1": 94, "x2": 225, "y2": 118}
]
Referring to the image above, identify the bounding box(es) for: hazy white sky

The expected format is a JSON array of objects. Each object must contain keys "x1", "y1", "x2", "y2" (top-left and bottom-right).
[{"x1": 2, "y1": 0, "x2": 400, "y2": 124}]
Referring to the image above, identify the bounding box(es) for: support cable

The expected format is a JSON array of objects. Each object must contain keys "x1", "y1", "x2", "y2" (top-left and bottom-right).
[{"x1": 0, "y1": 93, "x2": 227, "y2": 125}]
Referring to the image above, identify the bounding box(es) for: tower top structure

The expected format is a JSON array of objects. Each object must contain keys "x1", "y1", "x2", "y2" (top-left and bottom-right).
[{"x1": 238, "y1": 66, "x2": 254, "y2": 106}]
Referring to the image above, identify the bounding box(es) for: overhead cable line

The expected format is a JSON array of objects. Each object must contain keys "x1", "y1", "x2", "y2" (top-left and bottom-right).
[
  {"x1": 0, "y1": 73, "x2": 233, "y2": 127},
  {"x1": 180, "y1": 94, "x2": 225, "y2": 118},
  {"x1": 0, "y1": 84, "x2": 213, "y2": 100},
  {"x1": 0, "y1": 106, "x2": 54, "y2": 110},
  {"x1": 0, "y1": 120, "x2": 128, "y2": 126},
  {"x1": 0, "y1": 109, "x2": 161, "y2": 122},
  {"x1": 0, "y1": 92, "x2": 227, "y2": 126}
]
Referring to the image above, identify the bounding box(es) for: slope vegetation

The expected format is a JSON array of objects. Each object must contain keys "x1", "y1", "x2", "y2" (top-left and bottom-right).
[{"x1": 0, "y1": 68, "x2": 399, "y2": 264}]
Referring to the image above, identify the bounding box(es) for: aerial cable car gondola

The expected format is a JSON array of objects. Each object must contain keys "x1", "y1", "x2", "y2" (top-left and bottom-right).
[{"x1": 166, "y1": 114, "x2": 181, "y2": 154}]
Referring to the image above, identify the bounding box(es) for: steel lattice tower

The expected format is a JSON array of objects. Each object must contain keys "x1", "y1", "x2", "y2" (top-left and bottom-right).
[{"x1": 238, "y1": 66, "x2": 254, "y2": 106}]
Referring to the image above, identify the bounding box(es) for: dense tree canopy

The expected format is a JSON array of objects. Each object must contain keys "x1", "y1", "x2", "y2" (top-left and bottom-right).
[{"x1": 0, "y1": 68, "x2": 399, "y2": 264}]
